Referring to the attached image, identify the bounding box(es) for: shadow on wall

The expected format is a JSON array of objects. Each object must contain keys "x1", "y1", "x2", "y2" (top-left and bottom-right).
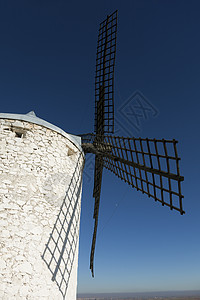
[{"x1": 42, "y1": 153, "x2": 84, "y2": 299}]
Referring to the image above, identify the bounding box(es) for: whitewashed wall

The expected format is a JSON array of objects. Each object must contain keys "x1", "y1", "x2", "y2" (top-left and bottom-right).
[{"x1": 0, "y1": 118, "x2": 84, "y2": 300}]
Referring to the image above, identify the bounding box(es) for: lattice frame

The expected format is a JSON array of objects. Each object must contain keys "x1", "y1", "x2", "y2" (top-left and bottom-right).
[{"x1": 94, "y1": 10, "x2": 118, "y2": 134}]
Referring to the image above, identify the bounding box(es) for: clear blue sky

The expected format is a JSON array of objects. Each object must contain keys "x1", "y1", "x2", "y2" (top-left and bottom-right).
[{"x1": 0, "y1": 0, "x2": 200, "y2": 294}]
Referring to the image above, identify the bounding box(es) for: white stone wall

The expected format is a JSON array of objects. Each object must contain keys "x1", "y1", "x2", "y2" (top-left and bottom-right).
[{"x1": 0, "y1": 118, "x2": 84, "y2": 299}]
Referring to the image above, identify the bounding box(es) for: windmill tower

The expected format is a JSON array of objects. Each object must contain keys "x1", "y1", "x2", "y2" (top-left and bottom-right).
[{"x1": 0, "y1": 112, "x2": 84, "y2": 299}]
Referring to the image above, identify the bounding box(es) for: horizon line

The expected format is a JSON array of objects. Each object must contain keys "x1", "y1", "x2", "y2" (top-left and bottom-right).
[{"x1": 77, "y1": 289, "x2": 200, "y2": 296}]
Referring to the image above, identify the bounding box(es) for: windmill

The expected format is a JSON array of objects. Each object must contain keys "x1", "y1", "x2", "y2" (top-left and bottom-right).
[{"x1": 80, "y1": 10, "x2": 184, "y2": 277}]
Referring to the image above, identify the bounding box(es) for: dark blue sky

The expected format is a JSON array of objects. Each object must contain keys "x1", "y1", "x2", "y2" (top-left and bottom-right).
[{"x1": 0, "y1": 0, "x2": 200, "y2": 294}]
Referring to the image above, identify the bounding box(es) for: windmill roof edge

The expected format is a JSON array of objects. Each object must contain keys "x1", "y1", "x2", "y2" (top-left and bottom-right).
[{"x1": 0, "y1": 112, "x2": 82, "y2": 151}]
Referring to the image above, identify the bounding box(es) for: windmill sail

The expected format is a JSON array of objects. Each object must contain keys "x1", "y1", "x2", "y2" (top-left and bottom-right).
[
  {"x1": 95, "y1": 10, "x2": 118, "y2": 134},
  {"x1": 88, "y1": 10, "x2": 118, "y2": 277},
  {"x1": 90, "y1": 155, "x2": 103, "y2": 277},
  {"x1": 80, "y1": 9, "x2": 184, "y2": 278},
  {"x1": 82, "y1": 134, "x2": 184, "y2": 215},
  {"x1": 102, "y1": 136, "x2": 184, "y2": 214},
  {"x1": 82, "y1": 133, "x2": 185, "y2": 275}
]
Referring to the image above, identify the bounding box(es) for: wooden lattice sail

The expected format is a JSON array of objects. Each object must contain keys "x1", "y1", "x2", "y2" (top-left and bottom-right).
[{"x1": 80, "y1": 10, "x2": 184, "y2": 277}]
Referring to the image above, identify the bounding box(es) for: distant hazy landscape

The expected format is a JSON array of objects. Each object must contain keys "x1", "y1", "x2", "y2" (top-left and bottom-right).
[
  {"x1": 77, "y1": 290, "x2": 200, "y2": 300},
  {"x1": 77, "y1": 298, "x2": 200, "y2": 300}
]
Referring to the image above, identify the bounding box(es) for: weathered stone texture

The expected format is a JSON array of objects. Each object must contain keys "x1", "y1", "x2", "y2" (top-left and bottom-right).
[{"x1": 0, "y1": 119, "x2": 84, "y2": 299}]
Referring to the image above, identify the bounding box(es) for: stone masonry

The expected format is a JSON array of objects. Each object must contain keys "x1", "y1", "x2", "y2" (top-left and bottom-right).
[{"x1": 0, "y1": 115, "x2": 84, "y2": 299}]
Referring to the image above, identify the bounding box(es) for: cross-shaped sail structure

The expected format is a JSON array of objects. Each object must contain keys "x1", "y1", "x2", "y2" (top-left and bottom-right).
[{"x1": 80, "y1": 10, "x2": 184, "y2": 277}]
